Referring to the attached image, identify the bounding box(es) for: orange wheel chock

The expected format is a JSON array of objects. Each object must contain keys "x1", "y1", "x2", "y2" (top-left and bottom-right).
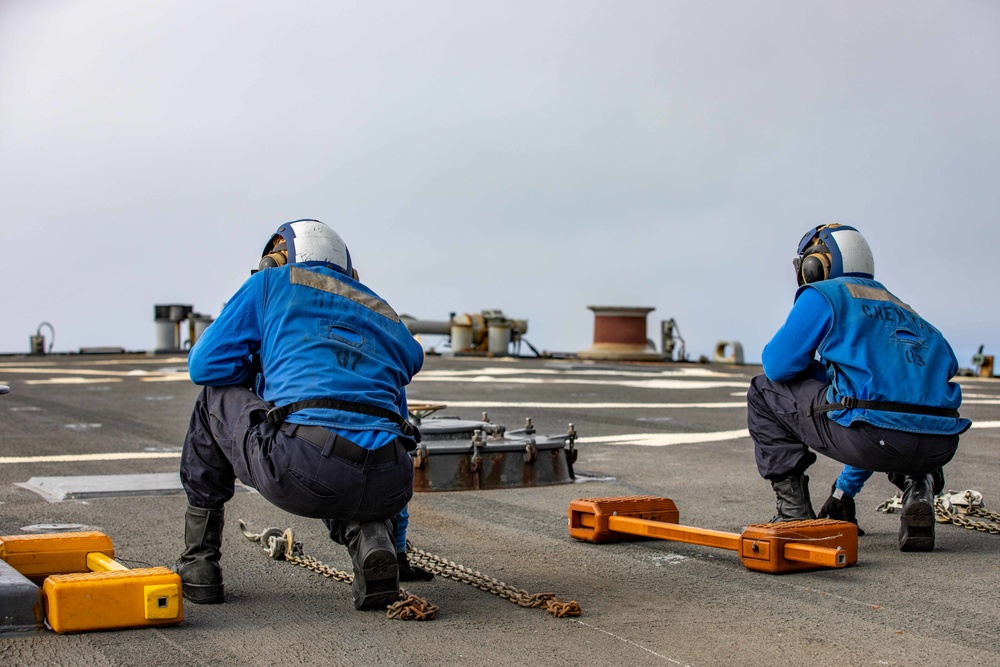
[{"x1": 569, "y1": 495, "x2": 858, "y2": 574}]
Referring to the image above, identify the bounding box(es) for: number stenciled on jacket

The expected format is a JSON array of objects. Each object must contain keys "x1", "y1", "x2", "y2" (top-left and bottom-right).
[{"x1": 336, "y1": 348, "x2": 362, "y2": 371}]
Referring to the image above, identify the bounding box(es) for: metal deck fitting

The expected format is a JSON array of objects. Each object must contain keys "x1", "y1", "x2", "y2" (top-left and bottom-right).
[
  {"x1": 578, "y1": 306, "x2": 665, "y2": 361},
  {"x1": 411, "y1": 414, "x2": 577, "y2": 491},
  {"x1": 17, "y1": 473, "x2": 253, "y2": 502},
  {"x1": 0, "y1": 558, "x2": 45, "y2": 635}
]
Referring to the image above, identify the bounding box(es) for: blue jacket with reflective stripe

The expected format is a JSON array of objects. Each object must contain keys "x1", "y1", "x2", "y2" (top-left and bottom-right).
[
  {"x1": 188, "y1": 263, "x2": 424, "y2": 448},
  {"x1": 802, "y1": 277, "x2": 968, "y2": 435}
]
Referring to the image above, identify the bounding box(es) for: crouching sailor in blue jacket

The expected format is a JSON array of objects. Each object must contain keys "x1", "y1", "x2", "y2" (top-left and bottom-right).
[
  {"x1": 173, "y1": 219, "x2": 431, "y2": 610},
  {"x1": 747, "y1": 223, "x2": 970, "y2": 551}
]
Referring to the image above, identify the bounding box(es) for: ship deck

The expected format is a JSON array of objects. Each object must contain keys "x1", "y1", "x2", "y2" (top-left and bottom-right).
[{"x1": 1, "y1": 353, "x2": 998, "y2": 666}]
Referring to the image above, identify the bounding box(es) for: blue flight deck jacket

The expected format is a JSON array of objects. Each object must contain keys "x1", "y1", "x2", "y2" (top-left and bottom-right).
[
  {"x1": 763, "y1": 276, "x2": 969, "y2": 436},
  {"x1": 188, "y1": 262, "x2": 424, "y2": 451}
]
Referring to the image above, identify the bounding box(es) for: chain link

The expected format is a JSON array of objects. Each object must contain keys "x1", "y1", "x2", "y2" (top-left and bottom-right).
[
  {"x1": 877, "y1": 490, "x2": 1000, "y2": 535},
  {"x1": 968, "y1": 504, "x2": 1000, "y2": 524},
  {"x1": 238, "y1": 520, "x2": 581, "y2": 619},
  {"x1": 934, "y1": 496, "x2": 1000, "y2": 535},
  {"x1": 238, "y1": 521, "x2": 439, "y2": 621},
  {"x1": 405, "y1": 545, "x2": 581, "y2": 618}
]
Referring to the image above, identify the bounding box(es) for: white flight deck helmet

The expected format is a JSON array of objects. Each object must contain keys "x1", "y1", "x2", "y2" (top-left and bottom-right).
[
  {"x1": 794, "y1": 223, "x2": 875, "y2": 286},
  {"x1": 258, "y1": 219, "x2": 353, "y2": 276}
]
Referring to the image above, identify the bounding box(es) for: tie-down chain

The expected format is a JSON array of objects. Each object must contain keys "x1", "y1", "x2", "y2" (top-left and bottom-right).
[
  {"x1": 239, "y1": 521, "x2": 581, "y2": 620},
  {"x1": 877, "y1": 489, "x2": 1000, "y2": 535}
]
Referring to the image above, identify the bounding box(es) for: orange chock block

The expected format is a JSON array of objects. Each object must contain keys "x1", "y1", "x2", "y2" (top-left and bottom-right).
[
  {"x1": 569, "y1": 495, "x2": 857, "y2": 574},
  {"x1": 569, "y1": 495, "x2": 680, "y2": 543},
  {"x1": 43, "y1": 567, "x2": 183, "y2": 634},
  {"x1": 737, "y1": 519, "x2": 858, "y2": 574},
  {"x1": 0, "y1": 532, "x2": 114, "y2": 582}
]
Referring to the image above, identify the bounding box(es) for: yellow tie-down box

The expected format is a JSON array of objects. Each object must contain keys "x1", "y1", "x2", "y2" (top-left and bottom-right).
[{"x1": 0, "y1": 531, "x2": 183, "y2": 634}]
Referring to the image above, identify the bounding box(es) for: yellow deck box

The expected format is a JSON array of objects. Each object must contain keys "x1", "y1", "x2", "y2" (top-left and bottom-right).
[
  {"x1": 0, "y1": 532, "x2": 115, "y2": 582},
  {"x1": 43, "y1": 566, "x2": 183, "y2": 634}
]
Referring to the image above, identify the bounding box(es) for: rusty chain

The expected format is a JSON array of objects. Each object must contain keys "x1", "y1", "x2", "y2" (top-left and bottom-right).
[
  {"x1": 877, "y1": 490, "x2": 1000, "y2": 535},
  {"x1": 238, "y1": 520, "x2": 580, "y2": 619},
  {"x1": 934, "y1": 491, "x2": 1000, "y2": 535},
  {"x1": 238, "y1": 521, "x2": 440, "y2": 621},
  {"x1": 405, "y1": 544, "x2": 581, "y2": 618}
]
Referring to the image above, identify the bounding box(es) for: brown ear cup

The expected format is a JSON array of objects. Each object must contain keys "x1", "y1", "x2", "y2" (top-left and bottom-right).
[
  {"x1": 800, "y1": 252, "x2": 831, "y2": 284},
  {"x1": 258, "y1": 242, "x2": 289, "y2": 270}
]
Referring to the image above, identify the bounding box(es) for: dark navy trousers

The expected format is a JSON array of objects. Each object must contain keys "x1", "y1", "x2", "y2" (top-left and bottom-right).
[
  {"x1": 180, "y1": 385, "x2": 413, "y2": 541},
  {"x1": 746, "y1": 373, "x2": 958, "y2": 493}
]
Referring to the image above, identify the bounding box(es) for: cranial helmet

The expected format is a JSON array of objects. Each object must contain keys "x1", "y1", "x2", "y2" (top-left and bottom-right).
[
  {"x1": 794, "y1": 223, "x2": 874, "y2": 286},
  {"x1": 258, "y1": 219, "x2": 353, "y2": 275}
]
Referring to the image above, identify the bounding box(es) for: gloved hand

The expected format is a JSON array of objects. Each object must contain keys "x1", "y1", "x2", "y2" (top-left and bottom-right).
[
  {"x1": 818, "y1": 485, "x2": 866, "y2": 536},
  {"x1": 397, "y1": 552, "x2": 434, "y2": 581}
]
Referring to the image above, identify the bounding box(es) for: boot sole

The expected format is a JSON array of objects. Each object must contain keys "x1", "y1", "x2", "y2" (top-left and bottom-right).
[
  {"x1": 352, "y1": 548, "x2": 399, "y2": 610},
  {"x1": 899, "y1": 499, "x2": 935, "y2": 552}
]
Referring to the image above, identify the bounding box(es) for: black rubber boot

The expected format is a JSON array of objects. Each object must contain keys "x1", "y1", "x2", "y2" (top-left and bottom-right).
[
  {"x1": 899, "y1": 474, "x2": 935, "y2": 552},
  {"x1": 344, "y1": 520, "x2": 400, "y2": 610},
  {"x1": 172, "y1": 505, "x2": 225, "y2": 604},
  {"x1": 397, "y1": 551, "x2": 434, "y2": 582},
  {"x1": 770, "y1": 474, "x2": 817, "y2": 522}
]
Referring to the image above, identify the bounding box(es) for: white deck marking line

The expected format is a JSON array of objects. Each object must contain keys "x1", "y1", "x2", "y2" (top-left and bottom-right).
[
  {"x1": 436, "y1": 401, "x2": 746, "y2": 409},
  {"x1": 74, "y1": 357, "x2": 190, "y2": 366},
  {"x1": 0, "y1": 452, "x2": 181, "y2": 464},
  {"x1": 582, "y1": 421, "x2": 1000, "y2": 447},
  {"x1": 578, "y1": 429, "x2": 751, "y2": 447},
  {"x1": 25, "y1": 378, "x2": 124, "y2": 385},
  {"x1": 3, "y1": 366, "x2": 192, "y2": 384},
  {"x1": 0, "y1": 367, "x2": 138, "y2": 376},
  {"x1": 575, "y1": 620, "x2": 689, "y2": 665},
  {"x1": 0, "y1": 358, "x2": 189, "y2": 369},
  {"x1": 6, "y1": 424, "x2": 995, "y2": 464},
  {"x1": 413, "y1": 376, "x2": 749, "y2": 390},
  {"x1": 418, "y1": 367, "x2": 739, "y2": 378}
]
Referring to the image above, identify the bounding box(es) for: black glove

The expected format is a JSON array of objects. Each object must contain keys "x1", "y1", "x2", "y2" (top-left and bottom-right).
[
  {"x1": 397, "y1": 552, "x2": 434, "y2": 581},
  {"x1": 817, "y1": 485, "x2": 865, "y2": 536}
]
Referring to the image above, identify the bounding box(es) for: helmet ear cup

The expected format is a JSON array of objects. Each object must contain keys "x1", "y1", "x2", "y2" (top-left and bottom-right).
[
  {"x1": 800, "y1": 252, "x2": 831, "y2": 284},
  {"x1": 258, "y1": 242, "x2": 288, "y2": 270}
]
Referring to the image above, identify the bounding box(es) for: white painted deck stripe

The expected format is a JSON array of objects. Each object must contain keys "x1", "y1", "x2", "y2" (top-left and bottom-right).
[
  {"x1": 413, "y1": 376, "x2": 749, "y2": 389},
  {"x1": 580, "y1": 420, "x2": 1000, "y2": 448},
  {"x1": 437, "y1": 401, "x2": 746, "y2": 409},
  {"x1": 416, "y1": 367, "x2": 739, "y2": 378},
  {"x1": 0, "y1": 452, "x2": 181, "y2": 464},
  {"x1": 25, "y1": 378, "x2": 124, "y2": 385},
  {"x1": 578, "y1": 429, "x2": 751, "y2": 447},
  {"x1": 2, "y1": 423, "x2": 996, "y2": 464}
]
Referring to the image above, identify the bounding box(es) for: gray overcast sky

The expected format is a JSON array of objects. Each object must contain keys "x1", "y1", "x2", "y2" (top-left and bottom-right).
[{"x1": 1, "y1": 1, "x2": 998, "y2": 365}]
